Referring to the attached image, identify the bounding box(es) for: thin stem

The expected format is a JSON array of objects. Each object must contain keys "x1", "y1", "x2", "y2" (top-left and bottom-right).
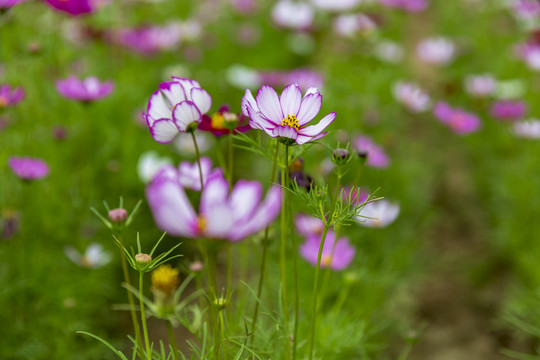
[
  {"x1": 139, "y1": 272, "x2": 152, "y2": 360},
  {"x1": 279, "y1": 144, "x2": 291, "y2": 359},
  {"x1": 308, "y1": 224, "x2": 330, "y2": 360},
  {"x1": 226, "y1": 243, "x2": 232, "y2": 291},
  {"x1": 166, "y1": 320, "x2": 180, "y2": 360},
  {"x1": 250, "y1": 140, "x2": 279, "y2": 350},
  {"x1": 190, "y1": 131, "x2": 204, "y2": 191},
  {"x1": 398, "y1": 342, "x2": 414, "y2": 360},
  {"x1": 219, "y1": 310, "x2": 228, "y2": 360},
  {"x1": 228, "y1": 131, "x2": 234, "y2": 190},
  {"x1": 331, "y1": 281, "x2": 350, "y2": 315}
]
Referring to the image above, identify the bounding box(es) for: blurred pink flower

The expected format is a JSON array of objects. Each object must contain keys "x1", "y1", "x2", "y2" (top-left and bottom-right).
[
  {"x1": 334, "y1": 13, "x2": 377, "y2": 37},
  {"x1": 110, "y1": 24, "x2": 184, "y2": 56},
  {"x1": 0, "y1": 0, "x2": 26, "y2": 9},
  {"x1": 393, "y1": 81, "x2": 431, "y2": 113},
  {"x1": 8, "y1": 156, "x2": 49, "y2": 180},
  {"x1": 56, "y1": 76, "x2": 114, "y2": 102},
  {"x1": 259, "y1": 68, "x2": 324, "y2": 92},
  {"x1": 45, "y1": 0, "x2": 94, "y2": 15},
  {"x1": 0, "y1": 84, "x2": 24, "y2": 108},
  {"x1": 416, "y1": 37, "x2": 455, "y2": 66},
  {"x1": 300, "y1": 230, "x2": 355, "y2": 271},
  {"x1": 490, "y1": 100, "x2": 527, "y2": 121},
  {"x1": 464, "y1": 75, "x2": 496, "y2": 98},
  {"x1": 378, "y1": 0, "x2": 428, "y2": 12},
  {"x1": 354, "y1": 135, "x2": 390, "y2": 168},
  {"x1": 433, "y1": 102, "x2": 481, "y2": 135}
]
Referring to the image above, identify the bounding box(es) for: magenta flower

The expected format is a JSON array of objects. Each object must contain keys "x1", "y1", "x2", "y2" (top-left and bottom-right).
[
  {"x1": 0, "y1": 0, "x2": 26, "y2": 9},
  {"x1": 45, "y1": 0, "x2": 93, "y2": 15},
  {"x1": 490, "y1": 100, "x2": 527, "y2": 121},
  {"x1": 198, "y1": 105, "x2": 251, "y2": 137},
  {"x1": 8, "y1": 156, "x2": 49, "y2": 180},
  {"x1": 354, "y1": 136, "x2": 390, "y2": 168},
  {"x1": 143, "y1": 77, "x2": 212, "y2": 144},
  {"x1": 378, "y1": 0, "x2": 428, "y2": 13},
  {"x1": 110, "y1": 24, "x2": 182, "y2": 56},
  {"x1": 56, "y1": 76, "x2": 113, "y2": 102},
  {"x1": 0, "y1": 84, "x2": 25, "y2": 108},
  {"x1": 433, "y1": 102, "x2": 481, "y2": 135},
  {"x1": 146, "y1": 171, "x2": 282, "y2": 241},
  {"x1": 356, "y1": 200, "x2": 400, "y2": 228},
  {"x1": 242, "y1": 84, "x2": 336, "y2": 145},
  {"x1": 300, "y1": 231, "x2": 355, "y2": 271},
  {"x1": 178, "y1": 157, "x2": 223, "y2": 191}
]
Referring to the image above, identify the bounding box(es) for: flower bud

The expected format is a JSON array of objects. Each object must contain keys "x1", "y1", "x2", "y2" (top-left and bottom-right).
[
  {"x1": 356, "y1": 149, "x2": 368, "y2": 162},
  {"x1": 189, "y1": 261, "x2": 204, "y2": 273},
  {"x1": 332, "y1": 148, "x2": 351, "y2": 165},
  {"x1": 108, "y1": 208, "x2": 128, "y2": 223},
  {"x1": 223, "y1": 112, "x2": 239, "y2": 130},
  {"x1": 135, "y1": 253, "x2": 152, "y2": 268},
  {"x1": 214, "y1": 296, "x2": 227, "y2": 310}
]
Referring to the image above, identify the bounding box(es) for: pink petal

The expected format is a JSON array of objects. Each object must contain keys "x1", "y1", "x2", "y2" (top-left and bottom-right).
[
  {"x1": 299, "y1": 112, "x2": 336, "y2": 136},
  {"x1": 280, "y1": 83, "x2": 302, "y2": 117},
  {"x1": 297, "y1": 92, "x2": 322, "y2": 125},
  {"x1": 256, "y1": 85, "x2": 284, "y2": 123}
]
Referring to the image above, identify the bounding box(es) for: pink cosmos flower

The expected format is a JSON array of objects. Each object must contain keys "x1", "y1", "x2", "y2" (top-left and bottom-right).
[
  {"x1": 354, "y1": 135, "x2": 390, "y2": 168},
  {"x1": 393, "y1": 81, "x2": 431, "y2": 113},
  {"x1": 178, "y1": 157, "x2": 222, "y2": 191},
  {"x1": 416, "y1": 37, "x2": 455, "y2": 66},
  {"x1": 146, "y1": 170, "x2": 282, "y2": 242},
  {"x1": 242, "y1": 84, "x2": 336, "y2": 145},
  {"x1": 464, "y1": 75, "x2": 497, "y2": 98},
  {"x1": 516, "y1": 42, "x2": 540, "y2": 71},
  {"x1": 300, "y1": 231, "x2": 355, "y2": 271},
  {"x1": 272, "y1": 1, "x2": 314, "y2": 30},
  {"x1": 490, "y1": 100, "x2": 527, "y2": 121},
  {"x1": 110, "y1": 24, "x2": 183, "y2": 56},
  {"x1": 45, "y1": 0, "x2": 94, "y2": 15},
  {"x1": 143, "y1": 77, "x2": 212, "y2": 144},
  {"x1": 0, "y1": 84, "x2": 25, "y2": 108},
  {"x1": 356, "y1": 200, "x2": 399, "y2": 228},
  {"x1": 56, "y1": 76, "x2": 114, "y2": 102},
  {"x1": 378, "y1": 0, "x2": 428, "y2": 12},
  {"x1": 0, "y1": 0, "x2": 26, "y2": 9},
  {"x1": 514, "y1": 119, "x2": 540, "y2": 139},
  {"x1": 513, "y1": 0, "x2": 540, "y2": 20},
  {"x1": 8, "y1": 156, "x2": 49, "y2": 180},
  {"x1": 433, "y1": 102, "x2": 481, "y2": 135}
]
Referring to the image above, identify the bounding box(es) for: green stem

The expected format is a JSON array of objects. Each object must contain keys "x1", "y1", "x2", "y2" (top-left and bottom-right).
[
  {"x1": 190, "y1": 131, "x2": 204, "y2": 191},
  {"x1": 166, "y1": 320, "x2": 180, "y2": 360},
  {"x1": 228, "y1": 131, "x2": 234, "y2": 190},
  {"x1": 279, "y1": 144, "x2": 291, "y2": 359},
  {"x1": 219, "y1": 310, "x2": 228, "y2": 360},
  {"x1": 331, "y1": 281, "x2": 350, "y2": 315},
  {"x1": 139, "y1": 272, "x2": 151, "y2": 360},
  {"x1": 308, "y1": 224, "x2": 330, "y2": 360},
  {"x1": 226, "y1": 243, "x2": 232, "y2": 291},
  {"x1": 118, "y1": 234, "x2": 143, "y2": 358},
  {"x1": 398, "y1": 342, "x2": 414, "y2": 360},
  {"x1": 250, "y1": 140, "x2": 279, "y2": 350},
  {"x1": 320, "y1": 224, "x2": 341, "y2": 302}
]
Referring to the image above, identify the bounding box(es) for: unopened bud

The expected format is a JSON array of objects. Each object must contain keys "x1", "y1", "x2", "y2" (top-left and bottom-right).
[
  {"x1": 332, "y1": 148, "x2": 351, "y2": 165},
  {"x1": 357, "y1": 150, "x2": 369, "y2": 161},
  {"x1": 189, "y1": 261, "x2": 204, "y2": 273},
  {"x1": 108, "y1": 208, "x2": 128, "y2": 223},
  {"x1": 223, "y1": 112, "x2": 239, "y2": 130},
  {"x1": 214, "y1": 297, "x2": 227, "y2": 310},
  {"x1": 135, "y1": 253, "x2": 152, "y2": 267}
]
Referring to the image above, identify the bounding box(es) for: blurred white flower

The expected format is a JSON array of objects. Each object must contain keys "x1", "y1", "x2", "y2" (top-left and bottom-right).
[
  {"x1": 226, "y1": 64, "x2": 262, "y2": 89},
  {"x1": 393, "y1": 81, "x2": 431, "y2": 113},
  {"x1": 311, "y1": 0, "x2": 362, "y2": 11},
  {"x1": 272, "y1": 1, "x2": 314, "y2": 30},
  {"x1": 357, "y1": 200, "x2": 400, "y2": 228},
  {"x1": 514, "y1": 119, "x2": 540, "y2": 138},
  {"x1": 416, "y1": 37, "x2": 455, "y2": 66},
  {"x1": 464, "y1": 74, "x2": 497, "y2": 98},
  {"x1": 64, "y1": 243, "x2": 112, "y2": 268},
  {"x1": 374, "y1": 40, "x2": 404, "y2": 63},
  {"x1": 334, "y1": 13, "x2": 376, "y2": 37},
  {"x1": 137, "y1": 151, "x2": 173, "y2": 183}
]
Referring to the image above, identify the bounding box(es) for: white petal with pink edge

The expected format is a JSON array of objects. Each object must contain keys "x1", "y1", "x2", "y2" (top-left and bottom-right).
[
  {"x1": 190, "y1": 88, "x2": 212, "y2": 114},
  {"x1": 257, "y1": 85, "x2": 284, "y2": 123},
  {"x1": 172, "y1": 101, "x2": 202, "y2": 130},
  {"x1": 272, "y1": 125, "x2": 298, "y2": 140},
  {"x1": 230, "y1": 180, "x2": 263, "y2": 221},
  {"x1": 299, "y1": 112, "x2": 336, "y2": 136},
  {"x1": 148, "y1": 90, "x2": 172, "y2": 120},
  {"x1": 280, "y1": 84, "x2": 302, "y2": 117},
  {"x1": 297, "y1": 93, "x2": 322, "y2": 125},
  {"x1": 150, "y1": 119, "x2": 180, "y2": 144}
]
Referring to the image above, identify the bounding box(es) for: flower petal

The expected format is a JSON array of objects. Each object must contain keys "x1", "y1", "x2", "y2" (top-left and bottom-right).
[
  {"x1": 296, "y1": 92, "x2": 322, "y2": 125},
  {"x1": 172, "y1": 101, "x2": 202, "y2": 130},
  {"x1": 280, "y1": 84, "x2": 302, "y2": 117},
  {"x1": 230, "y1": 180, "x2": 263, "y2": 221},
  {"x1": 172, "y1": 77, "x2": 201, "y2": 98},
  {"x1": 200, "y1": 174, "x2": 229, "y2": 215},
  {"x1": 247, "y1": 107, "x2": 278, "y2": 131},
  {"x1": 190, "y1": 87, "x2": 212, "y2": 114},
  {"x1": 159, "y1": 81, "x2": 187, "y2": 106},
  {"x1": 149, "y1": 118, "x2": 180, "y2": 144},
  {"x1": 299, "y1": 112, "x2": 335, "y2": 136},
  {"x1": 256, "y1": 85, "x2": 284, "y2": 123},
  {"x1": 242, "y1": 89, "x2": 258, "y2": 116},
  {"x1": 147, "y1": 89, "x2": 172, "y2": 120},
  {"x1": 272, "y1": 125, "x2": 298, "y2": 140}
]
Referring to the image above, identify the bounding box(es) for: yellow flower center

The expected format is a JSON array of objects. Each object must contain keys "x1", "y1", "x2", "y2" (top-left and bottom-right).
[
  {"x1": 281, "y1": 114, "x2": 299, "y2": 131},
  {"x1": 321, "y1": 255, "x2": 332, "y2": 267},
  {"x1": 211, "y1": 113, "x2": 226, "y2": 129},
  {"x1": 0, "y1": 96, "x2": 7, "y2": 107},
  {"x1": 81, "y1": 256, "x2": 91, "y2": 268},
  {"x1": 197, "y1": 215, "x2": 208, "y2": 234},
  {"x1": 151, "y1": 265, "x2": 180, "y2": 294}
]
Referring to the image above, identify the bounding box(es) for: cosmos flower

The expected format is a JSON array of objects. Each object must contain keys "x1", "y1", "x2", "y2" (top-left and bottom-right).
[
  {"x1": 300, "y1": 231, "x2": 355, "y2": 271},
  {"x1": 433, "y1": 102, "x2": 481, "y2": 135},
  {"x1": 311, "y1": 0, "x2": 362, "y2": 11},
  {"x1": 378, "y1": 0, "x2": 428, "y2": 12},
  {"x1": 8, "y1": 156, "x2": 49, "y2": 180},
  {"x1": 64, "y1": 243, "x2": 112, "y2": 268},
  {"x1": 393, "y1": 81, "x2": 431, "y2": 113},
  {"x1": 0, "y1": 84, "x2": 25, "y2": 108},
  {"x1": 513, "y1": 119, "x2": 540, "y2": 138},
  {"x1": 416, "y1": 37, "x2": 455, "y2": 66},
  {"x1": 110, "y1": 24, "x2": 184, "y2": 56},
  {"x1": 0, "y1": 0, "x2": 26, "y2": 9},
  {"x1": 490, "y1": 100, "x2": 527, "y2": 121},
  {"x1": 334, "y1": 13, "x2": 377, "y2": 37},
  {"x1": 354, "y1": 135, "x2": 390, "y2": 168},
  {"x1": 146, "y1": 170, "x2": 282, "y2": 241},
  {"x1": 198, "y1": 105, "x2": 251, "y2": 137},
  {"x1": 137, "y1": 151, "x2": 173, "y2": 183},
  {"x1": 56, "y1": 76, "x2": 114, "y2": 102},
  {"x1": 296, "y1": 213, "x2": 325, "y2": 237},
  {"x1": 512, "y1": 0, "x2": 540, "y2": 20},
  {"x1": 516, "y1": 42, "x2": 540, "y2": 71},
  {"x1": 242, "y1": 84, "x2": 336, "y2": 145},
  {"x1": 271, "y1": 1, "x2": 314, "y2": 30},
  {"x1": 464, "y1": 75, "x2": 497, "y2": 98},
  {"x1": 45, "y1": 0, "x2": 94, "y2": 15},
  {"x1": 143, "y1": 77, "x2": 212, "y2": 144},
  {"x1": 178, "y1": 157, "x2": 222, "y2": 191},
  {"x1": 356, "y1": 200, "x2": 400, "y2": 228}
]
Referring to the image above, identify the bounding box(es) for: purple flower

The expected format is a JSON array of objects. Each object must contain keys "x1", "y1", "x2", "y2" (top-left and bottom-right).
[
  {"x1": 416, "y1": 37, "x2": 455, "y2": 66},
  {"x1": 271, "y1": 1, "x2": 314, "y2": 30},
  {"x1": 56, "y1": 76, "x2": 114, "y2": 102},
  {"x1": 464, "y1": 75, "x2": 496, "y2": 98},
  {"x1": 354, "y1": 136, "x2": 390, "y2": 168},
  {"x1": 490, "y1": 100, "x2": 527, "y2": 121},
  {"x1": 0, "y1": 0, "x2": 26, "y2": 9},
  {"x1": 514, "y1": 119, "x2": 540, "y2": 139},
  {"x1": 110, "y1": 24, "x2": 183, "y2": 56},
  {"x1": 300, "y1": 231, "x2": 355, "y2": 271},
  {"x1": 178, "y1": 157, "x2": 222, "y2": 191},
  {"x1": 356, "y1": 200, "x2": 400, "y2": 228},
  {"x1": 8, "y1": 156, "x2": 49, "y2": 180},
  {"x1": 146, "y1": 171, "x2": 282, "y2": 242},
  {"x1": 143, "y1": 77, "x2": 212, "y2": 144},
  {"x1": 393, "y1": 81, "x2": 431, "y2": 113},
  {"x1": 0, "y1": 84, "x2": 25, "y2": 108},
  {"x1": 242, "y1": 84, "x2": 336, "y2": 145},
  {"x1": 433, "y1": 102, "x2": 481, "y2": 135},
  {"x1": 45, "y1": 0, "x2": 94, "y2": 15},
  {"x1": 378, "y1": 0, "x2": 428, "y2": 13}
]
